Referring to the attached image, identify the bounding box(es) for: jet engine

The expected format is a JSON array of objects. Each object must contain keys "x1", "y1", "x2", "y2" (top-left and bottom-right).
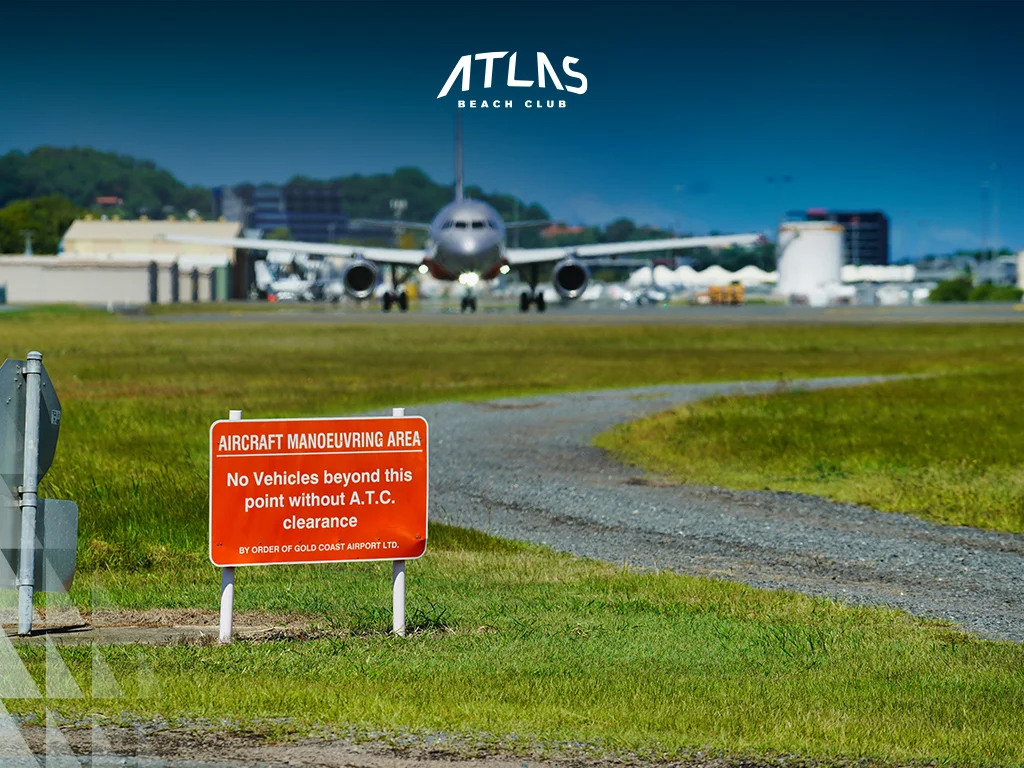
[
  {"x1": 342, "y1": 258, "x2": 378, "y2": 300},
  {"x1": 552, "y1": 257, "x2": 590, "y2": 300}
]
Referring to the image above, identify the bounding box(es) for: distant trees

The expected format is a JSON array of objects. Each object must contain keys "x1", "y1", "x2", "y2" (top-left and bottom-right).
[
  {"x1": 0, "y1": 146, "x2": 778, "y2": 266},
  {"x1": 0, "y1": 195, "x2": 84, "y2": 254},
  {"x1": 690, "y1": 243, "x2": 777, "y2": 271},
  {"x1": 0, "y1": 147, "x2": 210, "y2": 219},
  {"x1": 929, "y1": 277, "x2": 1022, "y2": 303}
]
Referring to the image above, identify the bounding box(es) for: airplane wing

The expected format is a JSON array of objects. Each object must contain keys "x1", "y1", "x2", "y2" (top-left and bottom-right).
[
  {"x1": 349, "y1": 218, "x2": 433, "y2": 232},
  {"x1": 505, "y1": 233, "x2": 765, "y2": 265},
  {"x1": 504, "y1": 219, "x2": 552, "y2": 230},
  {"x1": 156, "y1": 234, "x2": 425, "y2": 266}
]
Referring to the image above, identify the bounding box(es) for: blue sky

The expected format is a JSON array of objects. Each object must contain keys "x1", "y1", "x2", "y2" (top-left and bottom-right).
[{"x1": 2, "y1": 1, "x2": 1022, "y2": 258}]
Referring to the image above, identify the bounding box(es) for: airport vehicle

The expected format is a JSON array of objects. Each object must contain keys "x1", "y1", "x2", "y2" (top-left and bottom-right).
[
  {"x1": 160, "y1": 119, "x2": 764, "y2": 312},
  {"x1": 633, "y1": 287, "x2": 670, "y2": 306},
  {"x1": 253, "y1": 250, "x2": 346, "y2": 302}
]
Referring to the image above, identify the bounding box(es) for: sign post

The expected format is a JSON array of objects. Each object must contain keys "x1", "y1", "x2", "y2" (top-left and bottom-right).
[
  {"x1": 218, "y1": 408, "x2": 242, "y2": 643},
  {"x1": 0, "y1": 351, "x2": 77, "y2": 636},
  {"x1": 210, "y1": 409, "x2": 428, "y2": 643},
  {"x1": 16, "y1": 352, "x2": 42, "y2": 635},
  {"x1": 391, "y1": 407, "x2": 406, "y2": 636}
]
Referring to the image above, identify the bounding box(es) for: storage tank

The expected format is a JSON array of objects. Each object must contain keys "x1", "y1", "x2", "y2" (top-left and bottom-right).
[{"x1": 776, "y1": 220, "x2": 844, "y2": 305}]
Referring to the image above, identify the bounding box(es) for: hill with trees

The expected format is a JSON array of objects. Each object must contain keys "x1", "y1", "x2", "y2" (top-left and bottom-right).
[
  {"x1": 0, "y1": 146, "x2": 771, "y2": 265},
  {"x1": 0, "y1": 147, "x2": 211, "y2": 219}
]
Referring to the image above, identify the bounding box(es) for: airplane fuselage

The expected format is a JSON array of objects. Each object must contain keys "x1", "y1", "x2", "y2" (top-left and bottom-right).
[{"x1": 423, "y1": 199, "x2": 506, "y2": 281}]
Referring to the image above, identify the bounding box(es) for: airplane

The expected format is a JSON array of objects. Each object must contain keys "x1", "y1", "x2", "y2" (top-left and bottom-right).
[{"x1": 160, "y1": 116, "x2": 765, "y2": 313}]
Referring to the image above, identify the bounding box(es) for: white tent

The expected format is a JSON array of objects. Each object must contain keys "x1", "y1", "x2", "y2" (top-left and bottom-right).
[
  {"x1": 627, "y1": 266, "x2": 654, "y2": 286},
  {"x1": 732, "y1": 265, "x2": 776, "y2": 285},
  {"x1": 673, "y1": 264, "x2": 700, "y2": 286},
  {"x1": 696, "y1": 265, "x2": 733, "y2": 285},
  {"x1": 842, "y1": 264, "x2": 916, "y2": 283},
  {"x1": 652, "y1": 264, "x2": 676, "y2": 285}
]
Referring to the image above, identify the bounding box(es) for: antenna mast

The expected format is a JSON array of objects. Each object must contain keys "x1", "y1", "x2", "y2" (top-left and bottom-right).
[{"x1": 455, "y1": 111, "x2": 464, "y2": 201}]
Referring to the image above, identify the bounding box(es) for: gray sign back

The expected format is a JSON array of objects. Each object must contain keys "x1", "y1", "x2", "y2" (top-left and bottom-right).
[
  {"x1": 0, "y1": 358, "x2": 62, "y2": 496},
  {"x1": 0, "y1": 495, "x2": 79, "y2": 593}
]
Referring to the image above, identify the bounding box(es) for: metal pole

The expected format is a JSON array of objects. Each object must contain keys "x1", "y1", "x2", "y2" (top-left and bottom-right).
[
  {"x1": 391, "y1": 407, "x2": 406, "y2": 636},
  {"x1": 219, "y1": 408, "x2": 242, "y2": 643},
  {"x1": 991, "y1": 163, "x2": 999, "y2": 260},
  {"x1": 392, "y1": 560, "x2": 406, "y2": 637},
  {"x1": 17, "y1": 351, "x2": 43, "y2": 635}
]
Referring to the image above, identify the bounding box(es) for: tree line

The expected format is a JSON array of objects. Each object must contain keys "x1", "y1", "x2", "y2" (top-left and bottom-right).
[{"x1": 0, "y1": 146, "x2": 771, "y2": 267}]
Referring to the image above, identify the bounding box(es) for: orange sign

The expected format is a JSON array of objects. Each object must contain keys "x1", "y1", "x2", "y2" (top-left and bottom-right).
[{"x1": 209, "y1": 416, "x2": 428, "y2": 567}]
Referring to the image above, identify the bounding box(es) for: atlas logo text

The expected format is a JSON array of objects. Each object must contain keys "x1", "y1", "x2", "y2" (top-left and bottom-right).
[{"x1": 437, "y1": 52, "x2": 587, "y2": 98}]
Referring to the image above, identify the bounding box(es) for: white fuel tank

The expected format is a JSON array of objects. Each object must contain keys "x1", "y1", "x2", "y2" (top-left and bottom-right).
[{"x1": 776, "y1": 221, "x2": 844, "y2": 305}]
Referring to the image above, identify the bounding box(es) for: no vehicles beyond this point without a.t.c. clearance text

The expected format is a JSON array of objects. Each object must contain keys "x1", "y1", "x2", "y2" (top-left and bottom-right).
[{"x1": 209, "y1": 416, "x2": 428, "y2": 567}]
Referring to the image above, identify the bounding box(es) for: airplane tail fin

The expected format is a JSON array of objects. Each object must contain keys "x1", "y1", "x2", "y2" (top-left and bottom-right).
[{"x1": 455, "y1": 110, "x2": 464, "y2": 201}]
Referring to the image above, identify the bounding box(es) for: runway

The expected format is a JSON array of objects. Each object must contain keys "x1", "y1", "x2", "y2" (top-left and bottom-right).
[{"x1": 140, "y1": 301, "x2": 1024, "y2": 325}]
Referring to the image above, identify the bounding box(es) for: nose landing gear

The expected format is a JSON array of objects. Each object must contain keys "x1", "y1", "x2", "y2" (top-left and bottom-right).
[{"x1": 460, "y1": 295, "x2": 478, "y2": 313}]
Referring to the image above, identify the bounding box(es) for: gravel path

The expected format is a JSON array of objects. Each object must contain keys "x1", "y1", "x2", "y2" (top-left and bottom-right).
[{"x1": 397, "y1": 376, "x2": 1024, "y2": 642}]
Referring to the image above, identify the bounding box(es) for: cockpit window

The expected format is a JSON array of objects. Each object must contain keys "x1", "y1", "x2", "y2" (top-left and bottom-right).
[
  {"x1": 471, "y1": 220, "x2": 485, "y2": 229},
  {"x1": 454, "y1": 221, "x2": 467, "y2": 229},
  {"x1": 442, "y1": 220, "x2": 453, "y2": 229},
  {"x1": 488, "y1": 220, "x2": 499, "y2": 229}
]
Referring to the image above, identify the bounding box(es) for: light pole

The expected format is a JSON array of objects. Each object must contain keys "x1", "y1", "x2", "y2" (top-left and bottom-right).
[
  {"x1": 990, "y1": 162, "x2": 999, "y2": 260},
  {"x1": 767, "y1": 175, "x2": 793, "y2": 226},
  {"x1": 767, "y1": 176, "x2": 792, "y2": 270},
  {"x1": 390, "y1": 198, "x2": 408, "y2": 247},
  {"x1": 851, "y1": 214, "x2": 861, "y2": 266},
  {"x1": 980, "y1": 182, "x2": 990, "y2": 259}
]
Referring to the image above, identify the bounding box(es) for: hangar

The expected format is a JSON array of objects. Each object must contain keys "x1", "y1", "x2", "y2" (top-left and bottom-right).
[
  {"x1": 61, "y1": 218, "x2": 242, "y2": 267},
  {"x1": 0, "y1": 219, "x2": 248, "y2": 305}
]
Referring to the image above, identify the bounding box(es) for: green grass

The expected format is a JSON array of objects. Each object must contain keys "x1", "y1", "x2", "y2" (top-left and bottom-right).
[
  {"x1": 595, "y1": 370, "x2": 1024, "y2": 533},
  {"x1": 11, "y1": 524, "x2": 1024, "y2": 765},
  {"x1": 2, "y1": 308, "x2": 1024, "y2": 764}
]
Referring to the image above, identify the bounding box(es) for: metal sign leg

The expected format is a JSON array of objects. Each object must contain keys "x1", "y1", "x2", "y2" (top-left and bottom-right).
[
  {"x1": 219, "y1": 566, "x2": 235, "y2": 643},
  {"x1": 17, "y1": 352, "x2": 42, "y2": 636},
  {"x1": 391, "y1": 406, "x2": 407, "y2": 636},
  {"x1": 218, "y1": 409, "x2": 243, "y2": 644},
  {"x1": 392, "y1": 560, "x2": 406, "y2": 636}
]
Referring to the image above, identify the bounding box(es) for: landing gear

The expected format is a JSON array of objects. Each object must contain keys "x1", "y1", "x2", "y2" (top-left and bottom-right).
[
  {"x1": 381, "y1": 290, "x2": 409, "y2": 312},
  {"x1": 381, "y1": 265, "x2": 411, "y2": 312},
  {"x1": 460, "y1": 295, "x2": 478, "y2": 313},
  {"x1": 518, "y1": 263, "x2": 546, "y2": 312},
  {"x1": 518, "y1": 291, "x2": 547, "y2": 312}
]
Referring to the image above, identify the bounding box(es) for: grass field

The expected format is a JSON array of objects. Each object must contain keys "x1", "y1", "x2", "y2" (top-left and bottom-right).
[
  {"x1": 3, "y1": 308, "x2": 1024, "y2": 765},
  {"x1": 596, "y1": 370, "x2": 1024, "y2": 533}
]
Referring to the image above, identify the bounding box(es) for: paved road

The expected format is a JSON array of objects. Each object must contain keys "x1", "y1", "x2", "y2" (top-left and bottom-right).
[
  {"x1": 138, "y1": 302, "x2": 1024, "y2": 325},
  {"x1": 402, "y1": 376, "x2": 1024, "y2": 641}
]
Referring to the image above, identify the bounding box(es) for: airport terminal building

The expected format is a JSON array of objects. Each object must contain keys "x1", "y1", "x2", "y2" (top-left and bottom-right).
[
  {"x1": 212, "y1": 183, "x2": 350, "y2": 242},
  {"x1": 803, "y1": 209, "x2": 890, "y2": 265}
]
